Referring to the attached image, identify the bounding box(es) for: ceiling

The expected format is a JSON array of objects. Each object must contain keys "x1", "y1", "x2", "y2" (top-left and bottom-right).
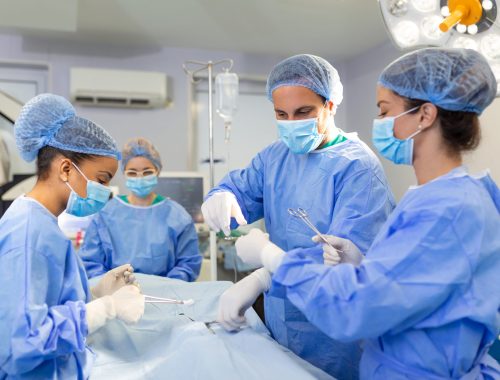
[{"x1": 0, "y1": 0, "x2": 390, "y2": 60}]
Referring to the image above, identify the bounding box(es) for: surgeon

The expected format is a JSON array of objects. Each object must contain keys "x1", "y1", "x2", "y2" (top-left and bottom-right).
[
  {"x1": 80, "y1": 137, "x2": 202, "y2": 281},
  {"x1": 0, "y1": 94, "x2": 145, "y2": 379},
  {"x1": 230, "y1": 48, "x2": 500, "y2": 379},
  {"x1": 204, "y1": 54, "x2": 395, "y2": 378}
]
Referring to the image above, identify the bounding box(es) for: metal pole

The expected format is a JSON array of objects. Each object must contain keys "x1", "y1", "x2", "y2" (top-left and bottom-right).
[{"x1": 207, "y1": 62, "x2": 218, "y2": 281}]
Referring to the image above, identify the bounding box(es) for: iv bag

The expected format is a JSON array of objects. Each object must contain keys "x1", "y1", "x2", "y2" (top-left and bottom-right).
[{"x1": 215, "y1": 71, "x2": 238, "y2": 121}]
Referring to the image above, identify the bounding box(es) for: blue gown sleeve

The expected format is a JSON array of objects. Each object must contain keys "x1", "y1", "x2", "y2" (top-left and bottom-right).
[
  {"x1": 79, "y1": 216, "x2": 108, "y2": 278},
  {"x1": 328, "y1": 168, "x2": 395, "y2": 253},
  {"x1": 207, "y1": 150, "x2": 266, "y2": 225},
  {"x1": 272, "y1": 204, "x2": 471, "y2": 342},
  {"x1": 167, "y1": 221, "x2": 202, "y2": 282},
  {"x1": 0, "y1": 249, "x2": 88, "y2": 375}
]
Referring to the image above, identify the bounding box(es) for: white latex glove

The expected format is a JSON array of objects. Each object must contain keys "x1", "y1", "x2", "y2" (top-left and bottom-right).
[
  {"x1": 86, "y1": 285, "x2": 145, "y2": 334},
  {"x1": 91, "y1": 264, "x2": 137, "y2": 299},
  {"x1": 236, "y1": 228, "x2": 285, "y2": 273},
  {"x1": 217, "y1": 268, "x2": 271, "y2": 331},
  {"x1": 312, "y1": 235, "x2": 363, "y2": 266},
  {"x1": 201, "y1": 192, "x2": 247, "y2": 236}
]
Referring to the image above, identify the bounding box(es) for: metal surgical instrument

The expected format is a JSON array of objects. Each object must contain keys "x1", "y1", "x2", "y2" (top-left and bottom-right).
[{"x1": 287, "y1": 208, "x2": 343, "y2": 254}]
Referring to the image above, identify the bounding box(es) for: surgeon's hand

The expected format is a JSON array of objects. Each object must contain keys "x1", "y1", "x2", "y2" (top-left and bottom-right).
[
  {"x1": 86, "y1": 285, "x2": 145, "y2": 334},
  {"x1": 91, "y1": 264, "x2": 137, "y2": 299},
  {"x1": 201, "y1": 192, "x2": 247, "y2": 236},
  {"x1": 236, "y1": 229, "x2": 285, "y2": 273},
  {"x1": 312, "y1": 235, "x2": 363, "y2": 266},
  {"x1": 110, "y1": 285, "x2": 145, "y2": 324},
  {"x1": 217, "y1": 268, "x2": 271, "y2": 331}
]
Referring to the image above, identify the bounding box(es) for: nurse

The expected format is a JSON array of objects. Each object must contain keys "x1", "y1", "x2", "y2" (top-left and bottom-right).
[
  {"x1": 80, "y1": 137, "x2": 202, "y2": 281},
  {"x1": 0, "y1": 94, "x2": 145, "y2": 379},
  {"x1": 205, "y1": 54, "x2": 395, "y2": 378},
  {"x1": 233, "y1": 48, "x2": 500, "y2": 379}
]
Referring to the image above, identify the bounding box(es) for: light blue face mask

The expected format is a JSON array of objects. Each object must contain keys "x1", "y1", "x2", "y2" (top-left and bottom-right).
[
  {"x1": 372, "y1": 106, "x2": 421, "y2": 165},
  {"x1": 65, "y1": 163, "x2": 112, "y2": 217},
  {"x1": 126, "y1": 175, "x2": 158, "y2": 198},
  {"x1": 277, "y1": 102, "x2": 335, "y2": 154}
]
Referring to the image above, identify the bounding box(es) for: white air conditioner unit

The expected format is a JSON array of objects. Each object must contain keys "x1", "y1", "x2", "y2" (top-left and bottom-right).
[{"x1": 70, "y1": 68, "x2": 170, "y2": 109}]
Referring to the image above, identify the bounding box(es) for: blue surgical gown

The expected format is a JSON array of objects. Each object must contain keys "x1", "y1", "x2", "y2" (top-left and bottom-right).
[
  {"x1": 79, "y1": 197, "x2": 202, "y2": 282},
  {"x1": 208, "y1": 134, "x2": 395, "y2": 379},
  {"x1": 273, "y1": 168, "x2": 500, "y2": 379},
  {"x1": 0, "y1": 196, "x2": 93, "y2": 379}
]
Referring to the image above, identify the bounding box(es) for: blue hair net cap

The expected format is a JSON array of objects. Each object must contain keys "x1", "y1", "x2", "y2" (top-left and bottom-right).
[
  {"x1": 121, "y1": 137, "x2": 162, "y2": 171},
  {"x1": 266, "y1": 54, "x2": 343, "y2": 106},
  {"x1": 14, "y1": 93, "x2": 120, "y2": 162},
  {"x1": 379, "y1": 48, "x2": 497, "y2": 114}
]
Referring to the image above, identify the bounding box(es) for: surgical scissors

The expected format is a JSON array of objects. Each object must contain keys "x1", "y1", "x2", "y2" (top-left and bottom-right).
[
  {"x1": 287, "y1": 208, "x2": 343, "y2": 255},
  {"x1": 144, "y1": 295, "x2": 194, "y2": 305}
]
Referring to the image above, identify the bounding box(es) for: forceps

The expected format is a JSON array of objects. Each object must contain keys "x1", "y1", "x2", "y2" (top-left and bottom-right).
[
  {"x1": 144, "y1": 295, "x2": 194, "y2": 305},
  {"x1": 287, "y1": 208, "x2": 343, "y2": 254}
]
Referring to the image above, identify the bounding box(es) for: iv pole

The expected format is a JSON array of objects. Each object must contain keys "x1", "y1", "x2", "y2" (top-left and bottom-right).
[{"x1": 183, "y1": 59, "x2": 234, "y2": 281}]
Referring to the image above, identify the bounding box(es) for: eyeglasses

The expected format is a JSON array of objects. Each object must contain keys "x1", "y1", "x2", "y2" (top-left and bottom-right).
[{"x1": 124, "y1": 169, "x2": 157, "y2": 178}]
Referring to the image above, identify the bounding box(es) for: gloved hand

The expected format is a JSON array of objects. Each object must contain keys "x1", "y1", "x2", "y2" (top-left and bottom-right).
[
  {"x1": 236, "y1": 228, "x2": 285, "y2": 273},
  {"x1": 217, "y1": 268, "x2": 271, "y2": 331},
  {"x1": 312, "y1": 235, "x2": 364, "y2": 266},
  {"x1": 91, "y1": 264, "x2": 137, "y2": 299},
  {"x1": 86, "y1": 285, "x2": 145, "y2": 334},
  {"x1": 201, "y1": 192, "x2": 247, "y2": 236}
]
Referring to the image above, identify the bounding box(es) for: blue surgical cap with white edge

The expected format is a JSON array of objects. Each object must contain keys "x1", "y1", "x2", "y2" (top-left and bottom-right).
[
  {"x1": 378, "y1": 48, "x2": 497, "y2": 114},
  {"x1": 266, "y1": 54, "x2": 343, "y2": 106},
  {"x1": 121, "y1": 137, "x2": 162, "y2": 171},
  {"x1": 14, "y1": 93, "x2": 120, "y2": 162}
]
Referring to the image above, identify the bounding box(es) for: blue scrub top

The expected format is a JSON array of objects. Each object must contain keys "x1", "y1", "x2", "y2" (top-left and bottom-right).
[
  {"x1": 209, "y1": 134, "x2": 396, "y2": 378},
  {"x1": 80, "y1": 196, "x2": 202, "y2": 282},
  {"x1": 273, "y1": 168, "x2": 500, "y2": 379},
  {"x1": 0, "y1": 197, "x2": 93, "y2": 379}
]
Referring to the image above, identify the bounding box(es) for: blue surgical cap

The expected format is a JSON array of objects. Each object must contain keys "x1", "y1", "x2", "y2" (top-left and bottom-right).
[
  {"x1": 379, "y1": 48, "x2": 497, "y2": 114},
  {"x1": 266, "y1": 54, "x2": 343, "y2": 106},
  {"x1": 121, "y1": 137, "x2": 162, "y2": 171},
  {"x1": 15, "y1": 93, "x2": 120, "y2": 162}
]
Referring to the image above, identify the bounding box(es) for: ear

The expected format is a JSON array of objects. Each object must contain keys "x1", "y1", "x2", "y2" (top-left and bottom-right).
[
  {"x1": 419, "y1": 103, "x2": 438, "y2": 130},
  {"x1": 59, "y1": 158, "x2": 72, "y2": 183},
  {"x1": 326, "y1": 100, "x2": 336, "y2": 115}
]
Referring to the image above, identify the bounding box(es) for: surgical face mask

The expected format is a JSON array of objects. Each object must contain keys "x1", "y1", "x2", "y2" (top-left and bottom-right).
[
  {"x1": 277, "y1": 103, "x2": 332, "y2": 154},
  {"x1": 126, "y1": 175, "x2": 158, "y2": 198},
  {"x1": 372, "y1": 106, "x2": 421, "y2": 165},
  {"x1": 65, "y1": 163, "x2": 112, "y2": 217}
]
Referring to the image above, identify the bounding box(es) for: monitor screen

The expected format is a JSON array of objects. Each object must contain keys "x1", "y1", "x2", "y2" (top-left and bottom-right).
[{"x1": 156, "y1": 175, "x2": 204, "y2": 223}]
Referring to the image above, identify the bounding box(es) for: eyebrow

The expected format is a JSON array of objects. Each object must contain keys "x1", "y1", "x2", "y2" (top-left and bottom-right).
[
  {"x1": 376, "y1": 100, "x2": 389, "y2": 107},
  {"x1": 274, "y1": 105, "x2": 317, "y2": 113}
]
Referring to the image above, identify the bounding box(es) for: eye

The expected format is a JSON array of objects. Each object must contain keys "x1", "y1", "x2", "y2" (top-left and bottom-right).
[
  {"x1": 125, "y1": 171, "x2": 138, "y2": 178},
  {"x1": 143, "y1": 170, "x2": 156, "y2": 176}
]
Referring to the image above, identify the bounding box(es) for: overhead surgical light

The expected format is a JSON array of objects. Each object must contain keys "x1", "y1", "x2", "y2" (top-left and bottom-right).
[{"x1": 379, "y1": 0, "x2": 500, "y2": 95}]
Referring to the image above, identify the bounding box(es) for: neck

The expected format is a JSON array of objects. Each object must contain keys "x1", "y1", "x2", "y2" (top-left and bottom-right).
[
  {"x1": 128, "y1": 192, "x2": 156, "y2": 206},
  {"x1": 26, "y1": 180, "x2": 67, "y2": 217},
  {"x1": 413, "y1": 143, "x2": 462, "y2": 186},
  {"x1": 318, "y1": 117, "x2": 338, "y2": 149}
]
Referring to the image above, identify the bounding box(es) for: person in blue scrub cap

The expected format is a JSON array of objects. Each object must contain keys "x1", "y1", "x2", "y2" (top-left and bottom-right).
[
  {"x1": 0, "y1": 94, "x2": 145, "y2": 379},
  {"x1": 80, "y1": 137, "x2": 202, "y2": 281},
  {"x1": 231, "y1": 48, "x2": 500, "y2": 379},
  {"x1": 205, "y1": 54, "x2": 396, "y2": 379}
]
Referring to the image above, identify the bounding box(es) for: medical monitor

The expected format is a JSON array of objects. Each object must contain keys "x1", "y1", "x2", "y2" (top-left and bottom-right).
[{"x1": 157, "y1": 172, "x2": 207, "y2": 224}]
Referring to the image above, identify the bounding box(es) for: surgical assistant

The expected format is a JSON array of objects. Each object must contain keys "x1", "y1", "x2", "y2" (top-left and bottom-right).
[
  {"x1": 207, "y1": 54, "x2": 395, "y2": 379},
  {"x1": 236, "y1": 48, "x2": 500, "y2": 379},
  {"x1": 80, "y1": 137, "x2": 201, "y2": 281},
  {"x1": 0, "y1": 94, "x2": 144, "y2": 379}
]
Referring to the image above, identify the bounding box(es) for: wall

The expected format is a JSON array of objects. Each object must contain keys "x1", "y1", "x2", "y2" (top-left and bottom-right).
[
  {"x1": 341, "y1": 40, "x2": 500, "y2": 200},
  {"x1": 0, "y1": 32, "x2": 350, "y2": 190}
]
